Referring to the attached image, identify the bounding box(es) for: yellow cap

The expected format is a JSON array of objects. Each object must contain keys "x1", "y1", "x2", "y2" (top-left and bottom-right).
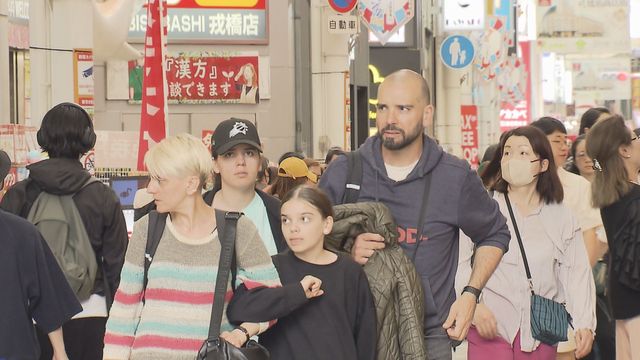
[{"x1": 278, "y1": 157, "x2": 317, "y2": 183}]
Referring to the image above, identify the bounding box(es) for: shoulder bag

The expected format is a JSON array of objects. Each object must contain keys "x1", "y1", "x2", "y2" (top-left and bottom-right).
[
  {"x1": 196, "y1": 210, "x2": 270, "y2": 360},
  {"x1": 504, "y1": 193, "x2": 573, "y2": 345}
]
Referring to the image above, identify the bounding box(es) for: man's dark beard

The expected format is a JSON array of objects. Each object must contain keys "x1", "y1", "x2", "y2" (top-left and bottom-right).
[{"x1": 379, "y1": 122, "x2": 423, "y2": 150}]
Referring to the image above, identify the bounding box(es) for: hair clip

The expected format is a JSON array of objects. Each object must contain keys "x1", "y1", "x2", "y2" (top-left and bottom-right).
[{"x1": 592, "y1": 158, "x2": 603, "y2": 172}]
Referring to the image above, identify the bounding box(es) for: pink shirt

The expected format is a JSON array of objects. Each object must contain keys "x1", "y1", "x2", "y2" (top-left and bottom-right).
[{"x1": 457, "y1": 192, "x2": 596, "y2": 352}]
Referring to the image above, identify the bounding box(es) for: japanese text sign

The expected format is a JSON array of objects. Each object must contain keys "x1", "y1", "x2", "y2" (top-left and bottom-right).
[
  {"x1": 461, "y1": 105, "x2": 479, "y2": 169},
  {"x1": 327, "y1": 14, "x2": 359, "y2": 34},
  {"x1": 130, "y1": 53, "x2": 260, "y2": 104},
  {"x1": 129, "y1": 0, "x2": 268, "y2": 43}
]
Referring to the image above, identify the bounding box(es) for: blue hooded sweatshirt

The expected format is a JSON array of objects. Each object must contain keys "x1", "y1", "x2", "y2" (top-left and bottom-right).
[{"x1": 319, "y1": 134, "x2": 510, "y2": 334}]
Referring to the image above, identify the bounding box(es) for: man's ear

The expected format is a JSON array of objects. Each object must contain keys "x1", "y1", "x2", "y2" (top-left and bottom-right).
[{"x1": 422, "y1": 104, "x2": 434, "y2": 129}]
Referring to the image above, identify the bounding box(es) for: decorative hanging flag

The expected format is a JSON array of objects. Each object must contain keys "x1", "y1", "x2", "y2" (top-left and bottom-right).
[{"x1": 137, "y1": 0, "x2": 168, "y2": 170}]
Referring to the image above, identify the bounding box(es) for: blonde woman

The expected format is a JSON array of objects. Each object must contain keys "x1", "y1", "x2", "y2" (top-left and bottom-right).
[
  {"x1": 103, "y1": 134, "x2": 281, "y2": 359},
  {"x1": 586, "y1": 115, "x2": 640, "y2": 360}
]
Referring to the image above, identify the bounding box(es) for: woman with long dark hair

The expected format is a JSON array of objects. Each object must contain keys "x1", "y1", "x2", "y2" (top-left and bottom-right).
[{"x1": 586, "y1": 115, "x2": 640, "y2": 360}]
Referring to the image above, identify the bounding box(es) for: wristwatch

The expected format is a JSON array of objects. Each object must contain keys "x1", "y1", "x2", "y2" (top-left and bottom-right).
[
  {"x1": 236, "y1": 325, "x2": 251, "y2": 342},
  {"x1": 462, "y1": 285, "x2": 482, "y2": 303}
]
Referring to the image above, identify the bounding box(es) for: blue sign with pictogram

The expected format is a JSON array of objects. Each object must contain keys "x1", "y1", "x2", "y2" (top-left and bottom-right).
[
  {"x1": 440, "y1": 35, "x2": 475, "y2": 70},
  {"x1": 328, "y1": 0, "x2": 357, "y2": 13}
]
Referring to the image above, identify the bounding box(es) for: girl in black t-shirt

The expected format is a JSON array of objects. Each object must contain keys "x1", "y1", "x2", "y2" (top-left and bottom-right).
[{"x1": 227, "y1": 185, "x2": 376, "y2": 360}]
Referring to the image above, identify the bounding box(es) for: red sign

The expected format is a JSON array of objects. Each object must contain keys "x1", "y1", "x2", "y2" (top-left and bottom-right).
[
  {"x1": 461, "y1": 105, "x2": 479, "y2": 169},
  {"x1": 132, "y1": 54, "x2": 260, "y2": 104},
  {"x1": 137, "y1": 0, "x2": 169, "y2": 170},
  {"x1": 328, "y1": 0, "x2": 357, "y2": 13},
  {"x1": 500, "y1": 41, "x2": 532, "y2": 132},
  {"x1": 202, "y1": 130, "x2": 214, "y2": 153}
]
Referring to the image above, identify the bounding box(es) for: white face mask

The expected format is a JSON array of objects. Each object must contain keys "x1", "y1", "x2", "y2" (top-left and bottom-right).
[{"x1": 502, "y1": 158, "x2": 540, "y2": 186}]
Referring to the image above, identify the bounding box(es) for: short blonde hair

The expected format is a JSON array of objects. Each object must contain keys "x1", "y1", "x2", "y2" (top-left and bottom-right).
[{"x1": 144, "y1": 133, "x2": 213, "y2": 187}]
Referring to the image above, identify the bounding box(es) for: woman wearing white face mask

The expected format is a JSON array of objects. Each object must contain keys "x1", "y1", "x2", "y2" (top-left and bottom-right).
[{"x1": 457, "y1": 126, "x2": 595, "y2": 359}]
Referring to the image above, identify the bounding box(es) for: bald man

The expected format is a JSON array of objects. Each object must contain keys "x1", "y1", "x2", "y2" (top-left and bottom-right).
[{"x1": 320, "y1": 70, "x2": 510, "y2": 359}]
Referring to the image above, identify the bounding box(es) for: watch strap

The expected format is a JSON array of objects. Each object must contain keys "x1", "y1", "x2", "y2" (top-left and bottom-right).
[{"x1": 462, "y1": 285, "x2": 482, "y2": 301}]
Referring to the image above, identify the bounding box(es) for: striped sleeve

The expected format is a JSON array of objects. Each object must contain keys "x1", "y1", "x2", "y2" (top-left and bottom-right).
[
  {"x1": 234, "y1": 216, "x2": 282, "y2": 331},
  {"x1": 103, "y1": 215, "x2": 150, "y2": 359}
]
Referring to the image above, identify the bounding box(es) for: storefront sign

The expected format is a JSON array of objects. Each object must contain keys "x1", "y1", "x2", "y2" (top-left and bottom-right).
[
  {"x1": 443, "y1": 0, "x2": 485, "y2": 31},
  {"x1": 327, "y1": 14, "x2": 359, "y2": 34},
  {"x1": 461, "y1": 105, "x2": 479, "y2": 169},
  {"x1": 73, "y1": 50, "x2": 94, "y2": 114},
  {"x1": 129, "y1": 0, "x2": 268, "y2": 43},
  {"x1": 359, "y1": 0, "x2": 414, "y2": 45},
  {"x1": 536, "y1": 0, "x2": 629, "y2": 54},
  {"x1": 129, "y1": 52, "x2": 260, "y2": 104}
]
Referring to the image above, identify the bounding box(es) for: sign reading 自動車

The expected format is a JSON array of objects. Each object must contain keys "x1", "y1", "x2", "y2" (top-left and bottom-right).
[{"x1": 128, "y1": 0, "x2": 268, "y2": 44}]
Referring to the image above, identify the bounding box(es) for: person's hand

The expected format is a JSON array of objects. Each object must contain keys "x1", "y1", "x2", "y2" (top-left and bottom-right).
[
  {"x1": 220, "y1": 329, "x2": 249, "y2": 348},
  {"x1": 472, "y1": 303, "x2": 497, "y2": 340},
  {"x1": 300, "y1": 275, "x2": 324, "y2": 299},
  {"x1": 351, "y1": 232, "x2": 386, "y2": 265},
  {"x1": 574, "y1": 328, "x2": 594, "y2": 359},
  {"x1": 443, "y1": 292, "x2": 477, "y2": 341}
]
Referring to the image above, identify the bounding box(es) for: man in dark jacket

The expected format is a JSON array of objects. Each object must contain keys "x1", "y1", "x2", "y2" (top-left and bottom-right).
[
  {"x1": 320, "y1": 70, "x2": 510, "y2": 360},
  {"x1": 0, "y1": 103, "x2": 128, "y2": 360}
]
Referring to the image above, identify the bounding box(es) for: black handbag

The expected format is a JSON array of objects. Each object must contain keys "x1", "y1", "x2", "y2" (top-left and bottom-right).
[
  {"x1": 196, "y1": 210, "x2": 270, "y2": 360},
  {"x1": 505, "y1": 193, "x2": 573, "y2": 345}
]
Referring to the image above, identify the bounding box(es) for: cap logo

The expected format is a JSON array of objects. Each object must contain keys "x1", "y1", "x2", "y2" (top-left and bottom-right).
[{"x1": 229, "y1": 121, "x2": 249, "y2": 138}]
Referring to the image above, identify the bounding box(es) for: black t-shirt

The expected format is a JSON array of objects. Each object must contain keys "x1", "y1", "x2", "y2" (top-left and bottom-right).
[
  {"x1": 600, "y1": 184, "x2": 640, "y2": 320},
  {"x1": 260, "y1": 251, "x2": 376, "y2": 360},
  {"x1": 0, "y1": 210, "x2": 82, "y2": 360}
]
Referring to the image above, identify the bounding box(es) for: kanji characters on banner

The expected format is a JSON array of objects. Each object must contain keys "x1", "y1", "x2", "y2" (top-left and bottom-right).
[
  {"x1": 129, "y1": 53, "x2": 260, "y2": 104},
  {"x1": 137, "y1": 0, "x2": 169, "y2": 171}
]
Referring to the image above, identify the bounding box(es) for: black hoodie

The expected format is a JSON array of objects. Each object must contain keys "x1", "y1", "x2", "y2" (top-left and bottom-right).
[{"x1": 0, "y1": 158, "x2": 128, "y2": 304}]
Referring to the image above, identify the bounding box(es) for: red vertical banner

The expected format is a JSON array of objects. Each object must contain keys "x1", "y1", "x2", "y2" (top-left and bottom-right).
[
  {"x1": 137, "y1": 0, "x2": 169, "y2": 170},
  {"x1": 461, "y1": 105, "x2": 479, "y2": 169}
]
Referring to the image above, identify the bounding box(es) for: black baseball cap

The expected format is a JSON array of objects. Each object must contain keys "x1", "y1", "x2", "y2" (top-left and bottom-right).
[{"x1": 211, "y1": 118, "x2": 262, "y2": 157}]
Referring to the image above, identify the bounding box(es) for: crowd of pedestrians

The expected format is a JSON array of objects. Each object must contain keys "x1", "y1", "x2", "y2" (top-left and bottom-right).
[{"x1": 1, "y1": 69, "x2": 639, "y2": 360}]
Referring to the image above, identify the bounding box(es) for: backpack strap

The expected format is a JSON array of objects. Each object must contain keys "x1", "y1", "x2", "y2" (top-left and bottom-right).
[
  {"x1": 143, "y1": 210, "x2": 167, "y2": 303},
  {"x1": 215, "y1": 209, "x2": 238, "y2": 291},
  {"x1": 342, "y1": 150, "x2": 363, "y2": 204},
  {"x1": 207, "y1": 211, "x2": 242, "y2": 341}
]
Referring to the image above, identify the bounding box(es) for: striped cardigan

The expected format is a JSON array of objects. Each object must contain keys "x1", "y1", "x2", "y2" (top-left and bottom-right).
[{"x1": 104, "y1": 214, "x2": 281, "y2": 359}]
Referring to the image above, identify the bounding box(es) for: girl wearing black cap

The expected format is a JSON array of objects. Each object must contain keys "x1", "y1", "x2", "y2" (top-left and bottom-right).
[{"x1": 204, "y1": 118, "x2": 287, "y2": 255}]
